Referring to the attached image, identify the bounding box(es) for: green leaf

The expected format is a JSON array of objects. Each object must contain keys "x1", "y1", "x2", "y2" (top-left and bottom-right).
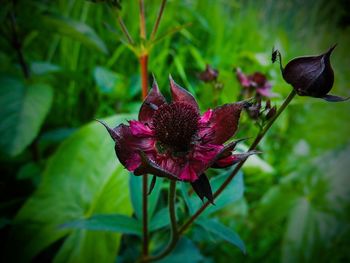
[
  {"x1": 196, "y1": 218, "x2": 246, "y2": 254},
  {"x1": 129, "y1": 175, "x2": 163, "y2": 221},
  {"x1": 8, "y1": 115, "x2": 132, "y2": 263},
  {"x1": 158, "y1": 238, "x2": 204, "y2": 263},
  {"x1": 93, "y1": 66, "x2": 121, "y2": 94},
  {"x1": 31, "y1": 61, "x2": 61, "y2": 75},
  {"x1": 62, "y1": 214, "x2": 141, "y2": 236},
  {"x1": 183, "y1": 168, "x2": 244, "y2": 216},
  {"x1": 0, "y1": 77, "x2": 53, "y2": 156},
  {"x1": 40, "y1": 14, "x2": 108, "y2": 54}
]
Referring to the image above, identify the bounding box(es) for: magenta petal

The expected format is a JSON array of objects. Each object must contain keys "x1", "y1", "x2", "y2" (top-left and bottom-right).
[
  {"x1": 180, "y1": 164, "x2": 198, "y2": 182},
  {"x1": 138, "y1": 77, "x2": 167, "y2": 123},
  {"x1": 203, "y1": 102, "x2": 245, "y2": 144},
  {"x1": 129, "y1": 120, "x2": 154, "y2": 137},
  {"x1": 213, "y1": 151, "x2": 258, "y2": 168},
  {"x1": 236, "y1": 68, "x2": 251, "y2": 87},
  {"x1": 169, "y1": 75, "x2": 199, "y2": 111},
  {"x1": 200, "y1": 109, "x2": 213, "y2": 124},
  {"x1": 99, "y1": 122, "x2": 156, "y2": 172}
]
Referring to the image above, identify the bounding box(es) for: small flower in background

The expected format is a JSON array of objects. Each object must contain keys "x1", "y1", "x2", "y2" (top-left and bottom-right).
[
  {"x1": 99, "y1": 76, "x2": 255, "y2": 202},
  {"x1": 236, "y1": 68, "x2": 278, "y2": 99},
  {"x1": 246, "y1": 98, "x2": 277, "y2": 124},
  {"x1": 272, "y1": 45, "x2": 349, "y2": 102},
  {"x1": 198, "y1": 64, "x2": 219, "y2": 83}
]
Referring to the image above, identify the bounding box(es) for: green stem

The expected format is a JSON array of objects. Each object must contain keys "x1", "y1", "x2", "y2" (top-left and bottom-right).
[
  {"x1": 118, "y1": 16, "x2": 135, "y2": 45},
  {"x1": 150, "y1": 0, "x2": 167, "y2": 41},
  {"x1": 139, "y1": 0, "x2": 147, "y2": 39},
  {"x1": 144, "y1": 180, "x2": 178, "y2": 262},
  {"x1": 178, "y1": 89, "x2": 297, "y2": 235}
]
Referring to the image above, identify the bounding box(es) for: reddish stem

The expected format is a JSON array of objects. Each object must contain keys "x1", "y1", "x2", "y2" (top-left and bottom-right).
[{"x1": 140, "y1": 55, "x2": 149, "y2": 100}]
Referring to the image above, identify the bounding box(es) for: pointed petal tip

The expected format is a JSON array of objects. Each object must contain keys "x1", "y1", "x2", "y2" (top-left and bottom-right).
[{"x1": 322, "y1": 94, "x2": 350, "y2": 102}]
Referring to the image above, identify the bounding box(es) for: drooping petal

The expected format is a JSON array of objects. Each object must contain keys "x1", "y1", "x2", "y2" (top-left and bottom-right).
[
  {"x1": 169, "y1": 75, "x2": 199, "y2": 111},
  {"x1": 179, "y1": 163, "x2": 198, "y2": 182},
  {"x1": 99, "y1": 121, "x2": 156, "y2": 172},
  {"x1": 138, "y1": 77, "x2": 167, "y2": 123},
  {"x1": 213, "y1": 151, "x2": 258, "y2": 168},
  {"x1": 191, "y1": 173, "x2": 214, "y2": 203},
  {"x1": 192, "y1": 143, "x2": 223, "y2": 163},
  {"x1": 200, "y1": 102, "x2": 246, "y2": 144},
  {"x1": 129, "y1": 120, "x2": 154, "y2": 137},
  {"x1": 134, "y1": 151, "x2": 178, "y2": 180}
]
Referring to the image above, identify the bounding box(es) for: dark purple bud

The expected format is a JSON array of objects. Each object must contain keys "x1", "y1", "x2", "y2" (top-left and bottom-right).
[
  {"x1": 278, "y1": 45, "x2": 349, "y2": 102},
  {"x1": 190, "y1": 173, "x2": 214, "y2": 204},
  {"x1": 199, "y1": 64, "x2": 219, "y2": 83},
  {"x1": 265, "y1": 105, "x2": 277, "y2": 120}
]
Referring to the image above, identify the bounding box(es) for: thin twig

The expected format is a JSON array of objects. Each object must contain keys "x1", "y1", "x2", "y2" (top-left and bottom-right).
[
  {"x1": 178, "y1": 89, "x2": 297, "y2": 234},
  {"x1": 139, "y1": 0, "x2": 147, "y2": 39},
  {"x1": 150, "y1": 0, "x2": 167, "y2": 41},
  {"x1": 117, "y1": 16, "x2": 135, "y2": 45}
]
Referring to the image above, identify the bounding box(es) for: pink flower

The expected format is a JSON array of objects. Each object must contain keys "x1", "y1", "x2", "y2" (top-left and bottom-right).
[
  {"x1": 236, "y1": 68, "x2": 277, "y2": 98},
  {"x1": 99, "y1": 76, "x2": 255, "y2": 201}
]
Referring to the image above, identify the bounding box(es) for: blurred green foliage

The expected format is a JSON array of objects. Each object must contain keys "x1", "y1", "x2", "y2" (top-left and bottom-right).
[{"x1": 0, "y1": 0, "x2": 349, "y2": 262}]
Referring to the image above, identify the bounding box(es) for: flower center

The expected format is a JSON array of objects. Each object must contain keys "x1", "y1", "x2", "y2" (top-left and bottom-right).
[{"x1": 152, "y1": 102, "x2": 200, "y2": 152}]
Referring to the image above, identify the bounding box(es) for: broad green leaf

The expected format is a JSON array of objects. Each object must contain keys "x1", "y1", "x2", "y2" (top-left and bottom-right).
[
  {"x1": 196, "y1": 218, "x2": 246, "y2": 253},
  {"x1": 31, "y1": 61, "x2": 61, "y2": 75},
  {"x1": 8, "y1": 115, "x2": 132, "y2": 263},
  {"x1": 40, "y1": 14, "x2": 108, "y2": 54},
  {"x1": 62, "y1": 214, "x2": 141, "y2": 236},
  {"x1": 93, "y1": 66, "x2": 122, "y2": 94},
  {"x1": 130, "y1": 175, "x2": 163, "y2": 221},
  {"x1": 183, "y1": 168, "x2": 244, "y2": 216},
  {"x1": 158, "y1": 238, "x2": 204, "y2": 263},
  {"x1": 0, "y1": 77, "x2": 53, "y2": 156}
]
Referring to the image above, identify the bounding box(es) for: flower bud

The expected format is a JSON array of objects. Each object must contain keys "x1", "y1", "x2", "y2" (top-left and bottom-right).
[{"x1": 274, "y1": 45, "x2": 349, "y2": 102}]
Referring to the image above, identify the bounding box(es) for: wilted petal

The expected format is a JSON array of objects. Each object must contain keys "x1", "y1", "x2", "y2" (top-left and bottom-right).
[
  {"x1": 148, "y1": 175, "x2": 157, "y2": 195},
  {"x1": 190, "y1": 173, "x2": 214, "y2": 203},
  {"x1": 169, "y1": 75, "x2": 199, "y2": 111},
  {"x1": 139, "y1": 77, "x2": 167, "y2": 123},
  {"x1": 202, "y1": 102, "x2": 246, "y2": 144}
]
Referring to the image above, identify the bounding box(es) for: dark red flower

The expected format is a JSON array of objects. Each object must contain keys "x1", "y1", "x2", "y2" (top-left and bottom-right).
[
  {"x1": 236, "y1": 68, "x2": 277, "y2": 98},
  {"x1": 99, "y1": 76, "x2": 255, "y2": 201},
  {"x1": 273, "y1": 45, "x2": 349, "y2": 102},
  {"x1": 199, "y1": 64, "x2": 219, "y2": 83}
]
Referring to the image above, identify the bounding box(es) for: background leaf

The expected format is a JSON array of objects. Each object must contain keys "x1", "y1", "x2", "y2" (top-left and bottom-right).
[
  {"x1": 62, "y1": 214, "x2": 141, "y2": 236},
  {"x1": 7, "y1": 115, "x2": 132, "y2": 263},
  {"x1": 0, "y1": 77, "x2": 53, "y2": 156},
  {"x1": 39, "y1": 13, "x2": 108, "y2": 54},
  {"x1": 196, "y1": 218, "x2": 246, "y2": 253}
]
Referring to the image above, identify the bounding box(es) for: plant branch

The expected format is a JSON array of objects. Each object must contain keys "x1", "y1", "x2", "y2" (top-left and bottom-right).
[
  {"x1": 144, "y1": 180, "x2": 178, "y2": 262},
  {"x1": 150, "y1": 0, "x2": 167, "y2": 41},
  {"x1": 139, "y1": 0, "x2": 147, "y2": 39},
  {"x1": 178, "y1": 89, "x2": 297, "y2": 234},
  {"x1": 140, "y1": 55, "x2": 149, "y2": 100},
  {"x1": 117, "y1": 16, "x2": 135, "y2": 45}
]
